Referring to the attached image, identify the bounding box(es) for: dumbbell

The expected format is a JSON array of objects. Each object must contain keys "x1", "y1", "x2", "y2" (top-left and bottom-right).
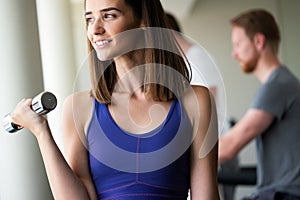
[{"x1": 2, "y1": 91, "x2": 57, "y2": 133}]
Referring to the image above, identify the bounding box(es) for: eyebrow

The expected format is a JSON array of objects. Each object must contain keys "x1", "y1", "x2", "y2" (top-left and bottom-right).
[{"x1": 85, "y1": 7, "x2": 122, "y2": 16}]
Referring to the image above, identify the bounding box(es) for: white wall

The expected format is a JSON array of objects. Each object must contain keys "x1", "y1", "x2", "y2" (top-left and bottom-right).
[{"x1": 278, "y1": 0, "x2": 300, "y2": 77}]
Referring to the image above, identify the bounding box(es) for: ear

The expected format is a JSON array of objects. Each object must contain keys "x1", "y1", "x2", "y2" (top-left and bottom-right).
[{"x1": 253, "y1": 33, "x2": 266, "y2": 51}]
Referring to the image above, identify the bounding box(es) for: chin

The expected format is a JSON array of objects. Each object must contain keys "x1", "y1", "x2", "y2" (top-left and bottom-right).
[
  {"x1": 240, "y1": 58, "x2": 257, "y2": 73},
  {"x1": 242, "y1": 64, "x2": 256, "y2": 73},
  {"x1": 95, "y1": 50, "x2": 114, "y2": 61}
]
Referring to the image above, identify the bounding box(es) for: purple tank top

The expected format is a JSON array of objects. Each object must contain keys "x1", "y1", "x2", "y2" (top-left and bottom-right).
[{"x1": 87, "y1": 99, "x2": 193, "y2": 199}]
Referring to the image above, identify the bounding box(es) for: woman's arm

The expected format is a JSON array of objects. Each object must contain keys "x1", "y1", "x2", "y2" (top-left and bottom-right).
[
  {"x1": 10, "y1": 92, "x2": 97, "y2": 200},
  {"x1": 61, "y1": 92, "x2": 98, "y2": 199},
  {"x1": 184, "y1": 86, "x2": 220, "y2": 200}
]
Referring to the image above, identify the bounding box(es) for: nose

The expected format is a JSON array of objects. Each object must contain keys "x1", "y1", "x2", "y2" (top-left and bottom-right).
[
  {"x1": 231, "y1": 49, "x2": 238, "y2": 59},
  {"x1": 89, "y1": 19, "x2": 105, "y2": 36}
]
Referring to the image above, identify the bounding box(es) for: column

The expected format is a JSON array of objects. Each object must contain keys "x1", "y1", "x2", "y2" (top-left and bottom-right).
[
  {"x1": 0, "y1": 0, "x2": 53, "y2": 199},
  {"x1": 35, "y1": 0, "x2": 77, "y2": 150}
]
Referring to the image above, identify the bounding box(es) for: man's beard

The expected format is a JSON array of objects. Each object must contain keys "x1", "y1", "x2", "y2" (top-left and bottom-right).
[{"x1": 240, "y1": 53, "x2": 259, "y2": 73}]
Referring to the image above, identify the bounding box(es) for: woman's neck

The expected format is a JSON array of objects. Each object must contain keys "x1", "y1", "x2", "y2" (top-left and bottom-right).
[{"x1": 113, "y1": 50, "x2": 146, "y2": 95}]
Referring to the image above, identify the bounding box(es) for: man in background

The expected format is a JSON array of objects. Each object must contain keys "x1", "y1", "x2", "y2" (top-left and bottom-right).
[{"x1": 219, "y1": 9, "x2": 300, "y2": 200}]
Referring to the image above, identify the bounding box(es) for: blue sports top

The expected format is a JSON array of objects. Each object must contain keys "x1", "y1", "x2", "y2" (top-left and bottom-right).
[{"x1": 87, "y1": 99, "x2": 193, "y2": 200}]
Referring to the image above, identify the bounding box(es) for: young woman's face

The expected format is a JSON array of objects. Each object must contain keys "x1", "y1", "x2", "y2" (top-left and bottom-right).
[
  {"x1": 85, "y1": 0, "x2": 142, "y2": 60},
  {"x1": 231, "y1": 26, "x2": 259, "y2": 73}
]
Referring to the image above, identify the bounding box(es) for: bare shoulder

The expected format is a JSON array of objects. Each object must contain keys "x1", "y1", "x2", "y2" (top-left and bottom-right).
[
  {"x1": 182, "y1": 85, "x2": 211, "y2": 102},
  {"x1": 63, "y1": 90, "x2": 93, "y2": 106},
  {"x1": 182, "y1": 85, "x2": 212, "y2": 119},
  {"x1": 63, "y1": 90, "x2": 94, "y2": 115},
  {"x1": 62, "y1": 90, "x2": 94, "y2": 135}
]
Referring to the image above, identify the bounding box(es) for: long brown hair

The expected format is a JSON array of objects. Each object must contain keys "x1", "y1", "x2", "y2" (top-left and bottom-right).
[{"x1": 85, "y1": 0, "x2": 190, "y2": 103}]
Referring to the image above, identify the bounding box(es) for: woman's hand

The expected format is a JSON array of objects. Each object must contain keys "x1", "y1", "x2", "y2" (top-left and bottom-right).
[{"x1": 10, "y1": 98, "x2": 49, "y2": 138}]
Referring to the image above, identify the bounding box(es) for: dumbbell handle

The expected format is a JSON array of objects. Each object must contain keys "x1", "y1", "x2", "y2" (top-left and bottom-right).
[{"x1": 2, "y1": 91, "x2": 57, "y2": 133}]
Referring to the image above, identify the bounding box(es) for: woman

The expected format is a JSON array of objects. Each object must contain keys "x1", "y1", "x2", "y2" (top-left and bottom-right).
[{"x1": 11, "y1": 0, "x2": 220, "y2": 199}]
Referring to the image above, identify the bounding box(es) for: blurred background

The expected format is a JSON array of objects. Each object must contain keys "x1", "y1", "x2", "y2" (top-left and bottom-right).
[{"x1": 0, "y1": 0, "x2": 299, "y2": 199}]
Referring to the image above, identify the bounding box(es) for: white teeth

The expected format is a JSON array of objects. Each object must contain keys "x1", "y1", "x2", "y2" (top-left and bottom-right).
[{"x1": 96, "y1": 40, "x2": 110, "y2": 46}]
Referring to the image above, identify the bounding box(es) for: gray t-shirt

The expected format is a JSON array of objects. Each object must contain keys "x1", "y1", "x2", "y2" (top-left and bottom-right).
[{"x1": 251, "y1": 66, "x2": 300, "y2": 197}]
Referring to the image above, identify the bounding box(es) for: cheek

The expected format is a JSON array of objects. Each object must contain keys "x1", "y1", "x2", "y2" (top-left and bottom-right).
[
  {"x1": 86, "y1": 28, "x2": 92, "y2": 41},
  {"x1": 116, "y1": 23, "x2": 134, "y2": 33},
  {"x1": 245, "y1": 47, "x2": 257, "y2": 59},
  {"x1": 239, "y1": 44, "x2": 255, "y2": 59}
]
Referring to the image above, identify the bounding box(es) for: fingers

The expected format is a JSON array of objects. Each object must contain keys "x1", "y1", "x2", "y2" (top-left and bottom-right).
[
  {"x1": 10, "y1": 98, "x2": 34, "y2": 127},
  {"x1": 12, "y1": 98, "x2": 32, "y2": 114},
  {"x1": 7, "y1": 97, "x2": 50, "y2": 136}
]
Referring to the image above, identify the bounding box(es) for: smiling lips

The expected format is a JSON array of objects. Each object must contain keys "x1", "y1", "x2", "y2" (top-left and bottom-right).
[{"x1": 95, "y1": 39, "x2": 112, "y2": 48}]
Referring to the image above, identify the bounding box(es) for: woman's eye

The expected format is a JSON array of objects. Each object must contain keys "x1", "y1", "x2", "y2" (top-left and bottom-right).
[
  {"x1": 85, "y1": 17, "x2": 94, "y2": 24},
  {"x1": 103, "y1": 13, "x2": 116, "y2": 20}
]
